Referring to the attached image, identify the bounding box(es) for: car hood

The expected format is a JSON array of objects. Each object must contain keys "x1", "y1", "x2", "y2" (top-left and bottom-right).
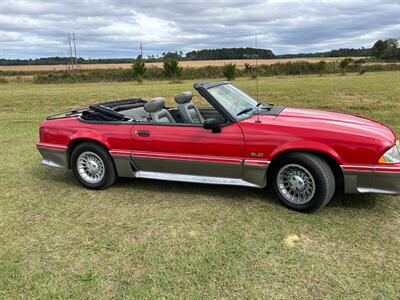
[
  {"x1": 282, "y1": 107, "x2": 396, "y2": 142},
  {"x1": 244, "y1": 107, "x2": 397, "y2": 146}
]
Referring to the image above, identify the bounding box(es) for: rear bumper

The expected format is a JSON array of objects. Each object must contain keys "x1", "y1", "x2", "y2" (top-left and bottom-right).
[
  {"x1": 342, "y1": 165, "x2": 400, "y2": 195},
  {"x1": 36, "y1": 142, "x2": 68, "y2": 169}
]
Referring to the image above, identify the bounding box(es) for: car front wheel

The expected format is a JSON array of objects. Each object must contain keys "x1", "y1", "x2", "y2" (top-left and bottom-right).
[
  {"x1": 270, "y1": 152, "x2": 335, "y2": 212},
  {"x1": 71, "y1": 142, "x2": 117, "y2": 189}
]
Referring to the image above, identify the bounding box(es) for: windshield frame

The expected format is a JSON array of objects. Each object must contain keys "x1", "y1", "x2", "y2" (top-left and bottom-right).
[{"x1": 204, "y1": 82, "x2": 259, "y2": 121}]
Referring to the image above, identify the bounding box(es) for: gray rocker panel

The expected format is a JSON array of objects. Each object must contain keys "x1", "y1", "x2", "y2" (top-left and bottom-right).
[{"x1": 111, "y1": 154, "x2": 269, "y2": 188}]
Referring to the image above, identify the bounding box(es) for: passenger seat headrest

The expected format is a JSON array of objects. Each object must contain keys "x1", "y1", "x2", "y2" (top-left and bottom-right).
[
  {"x1": 174, "y1": 91, "x2": 192, "y2": 104},
  {"x1": 144, "y1": 97, "x2": 165, "y2": 113}
]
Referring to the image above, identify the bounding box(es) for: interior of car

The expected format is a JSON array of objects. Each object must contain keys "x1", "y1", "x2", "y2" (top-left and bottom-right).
[{"x1": 119, "y1": 91, "x2": 226, "y2": 124}]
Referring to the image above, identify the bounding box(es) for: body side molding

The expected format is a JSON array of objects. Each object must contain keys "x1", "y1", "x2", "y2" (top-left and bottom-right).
[{"x1": 132, "y1": 171, "x2": 262, "y2": 188}]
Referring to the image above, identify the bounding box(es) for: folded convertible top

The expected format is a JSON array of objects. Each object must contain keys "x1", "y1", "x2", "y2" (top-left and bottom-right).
[
  {"x1": 47, "y1": 98, "x2": 147, "y2": 121},
  {"x1": 97, "y1": 98, "x2": 146, "y2": 111}
]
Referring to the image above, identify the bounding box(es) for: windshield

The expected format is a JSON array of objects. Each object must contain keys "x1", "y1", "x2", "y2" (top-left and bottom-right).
[{"x1": 207, "y1": 84, "x2": 258, "y2": 119}]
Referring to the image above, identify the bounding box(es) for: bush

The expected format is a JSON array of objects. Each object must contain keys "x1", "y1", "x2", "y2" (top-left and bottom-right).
[
  {"x1": 23, "y1": 61, "x2": 400, "y2": 84},
  {"x1": 131, "y1": 56, "x2": 146, "y2": 83},
  {"x1": 315, "y1": 60, "x2": 327, "y2": 76},
  {"x1": 339, "y1": 58, "x2": 353, "y2": 74},
  {"x1": 223, "y1": 63, "x2": 236, "y2": 80},
  {"x1": 181, "y1": 66, "x2": 226, "y2": 79},
  {"x1": 163, "y1": 58, "x2": 183, "y2": 80},
  {"x1": 0, "y1": 77, "x2": 8, "y2": 84}
]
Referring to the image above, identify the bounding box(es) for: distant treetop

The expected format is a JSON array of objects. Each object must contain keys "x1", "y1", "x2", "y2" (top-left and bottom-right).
[{"x1": 185, "y1": 47, "x2": 275, "y2": 60}]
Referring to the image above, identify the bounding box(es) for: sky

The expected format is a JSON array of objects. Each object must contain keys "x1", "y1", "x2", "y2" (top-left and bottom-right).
[{"x1": 1, "y1": 0, "x2": 399, "y2": 59}]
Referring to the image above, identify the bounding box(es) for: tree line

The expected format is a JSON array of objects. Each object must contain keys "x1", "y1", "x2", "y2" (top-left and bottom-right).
[
  {"x1": 0, "y1": 57, "x2": 134, "y2": 66},
  {"x1": 1, "y1": 38, "x2": 398, "y2": 66},
  {"x1": 185, "y1": 47, "x2": 275, "y2": 60},
  {"x1": 277, "y1": 48, "x2": 373, "y2": 58}
]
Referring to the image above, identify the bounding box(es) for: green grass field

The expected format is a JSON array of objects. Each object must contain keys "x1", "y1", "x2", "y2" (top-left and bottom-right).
[{"x1": 1, "y1": 72, "x2": 399, "y2": 299}]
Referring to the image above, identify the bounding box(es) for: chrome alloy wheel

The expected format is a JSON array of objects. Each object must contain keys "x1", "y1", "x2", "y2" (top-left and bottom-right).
[
  {"x1": 277, "y1": 164, "x2": 316, "y2": 204},
  {"x1": 77, "y1": 151, "x2": 105, "y2": 184}
]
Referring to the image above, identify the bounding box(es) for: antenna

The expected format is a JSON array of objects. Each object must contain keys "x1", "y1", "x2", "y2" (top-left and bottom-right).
[
  {"x1": 255, "y1": 35, "x2": 259, "y2": 102},
  {"x1": 255, "y1": 34, "x2": 261, "y2": 123}
]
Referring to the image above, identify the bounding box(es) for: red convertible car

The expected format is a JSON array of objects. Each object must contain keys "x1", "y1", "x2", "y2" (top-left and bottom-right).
[{"x1": 37, "y1": 82, "x2": 400, "y2": 212}]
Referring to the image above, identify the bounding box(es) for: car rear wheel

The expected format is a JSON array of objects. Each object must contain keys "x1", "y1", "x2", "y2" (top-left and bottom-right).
[
  {"x1": 269, "y1": 152, "x2": 335, "y2": 212},
  {"x1": 71, "y1": 142, "x2": 117, "y2": 189}
]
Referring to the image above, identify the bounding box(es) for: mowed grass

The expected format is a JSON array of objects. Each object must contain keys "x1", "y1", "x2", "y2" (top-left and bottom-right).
[{"x1": 0, "y1": 72, "x2": 400, "y2": 299}]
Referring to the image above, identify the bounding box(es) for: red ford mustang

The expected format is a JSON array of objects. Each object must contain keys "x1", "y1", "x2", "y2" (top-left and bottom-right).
[{"x1": 37, "y1": 81, "x2": 400, "y2": 212}]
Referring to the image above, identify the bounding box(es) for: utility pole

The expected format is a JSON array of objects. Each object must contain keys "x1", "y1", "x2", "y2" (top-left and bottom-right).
[
  {"x1": 72, "y1": 33, "x2": 77, "y2": 68},
  {"x1": 140, "y1": 43, "x2": 143, "y2": 58},
  {"x1": 68, "y1": 33, "x2": 74, "y2": 70},
  {"x1": 67, "y1": 33, "x2": 78, "y2": 70}
]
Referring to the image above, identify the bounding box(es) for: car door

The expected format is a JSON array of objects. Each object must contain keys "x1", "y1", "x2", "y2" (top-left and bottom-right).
[{"x1": 130, "y1": 123, "x2": 245, "y2": 179}]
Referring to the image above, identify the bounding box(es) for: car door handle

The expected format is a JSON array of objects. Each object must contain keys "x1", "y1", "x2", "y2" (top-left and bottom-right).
[{"x1": 136, "y1": 130, "x2": 150, "y2": 137}]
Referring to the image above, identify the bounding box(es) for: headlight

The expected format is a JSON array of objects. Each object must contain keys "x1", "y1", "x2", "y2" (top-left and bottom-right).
[{"x1": 379, "y1": 140, "x2": 400, "y2": 163}]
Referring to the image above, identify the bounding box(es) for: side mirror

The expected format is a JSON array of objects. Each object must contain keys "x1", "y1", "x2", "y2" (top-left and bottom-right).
[{"x1": 203, "y1": 118, "x2": 221, "y2": 133}]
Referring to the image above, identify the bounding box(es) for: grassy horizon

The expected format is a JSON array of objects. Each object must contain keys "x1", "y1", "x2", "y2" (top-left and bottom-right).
[{"x1": 0, "y1": 71, "x2": 399, "y2": 298}]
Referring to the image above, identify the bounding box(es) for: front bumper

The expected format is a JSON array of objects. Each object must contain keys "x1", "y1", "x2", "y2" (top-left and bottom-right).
[
  {"x1": 36, "y1": 142, "x2": 68, "y2": 169},
  {"x1": 342, "y1": 165, "x2": 400, "y2": 195}
]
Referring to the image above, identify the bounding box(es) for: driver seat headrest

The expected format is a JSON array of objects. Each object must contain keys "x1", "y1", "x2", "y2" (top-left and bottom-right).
[
  {"x1": 144, "y1": 97, "x2": 165, "y2": 113},
  {"x1": 174, "y1": 91, "x2": 192, "y2": 104}
]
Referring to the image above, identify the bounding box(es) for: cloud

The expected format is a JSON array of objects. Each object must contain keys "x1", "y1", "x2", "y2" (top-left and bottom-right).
[{"x1": 0, "y1": 0, "x2": 399, "y2": 58}]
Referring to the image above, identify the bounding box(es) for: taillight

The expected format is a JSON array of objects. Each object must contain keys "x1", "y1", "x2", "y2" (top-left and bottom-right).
[{"x1": 39, "y1": 127, "x2": 45, "y2": 141}]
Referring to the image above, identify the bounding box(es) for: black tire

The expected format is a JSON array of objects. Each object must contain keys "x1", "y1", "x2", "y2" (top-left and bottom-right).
[
  {"x1": 70, "y1": 141, "x2": 117, "y2": 189},
  {"x1": 269, "y1": 152, "x2": 335, "y2": 212}
]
